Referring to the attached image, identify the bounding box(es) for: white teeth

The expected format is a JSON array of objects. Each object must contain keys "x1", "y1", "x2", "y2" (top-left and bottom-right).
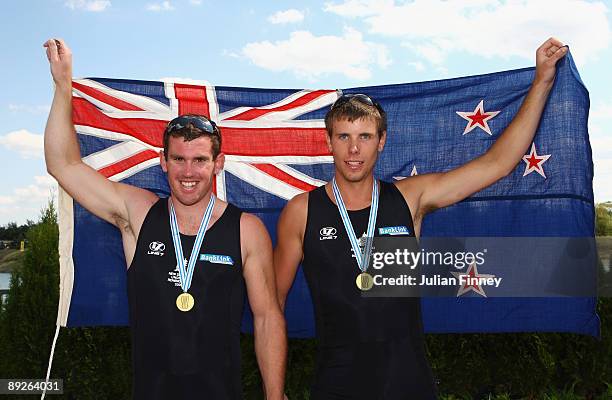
[{"x1": 180, "y1": 181, "x2": 196, "y2": 188}]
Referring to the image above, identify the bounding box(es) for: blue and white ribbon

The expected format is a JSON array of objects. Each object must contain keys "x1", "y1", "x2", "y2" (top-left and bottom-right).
[
  {"x1": 169, "y1": 195, "x2": 216, "y2": 293},
  {"x1": 332, "y1": 178, "x2": 379, "y2": 272}
]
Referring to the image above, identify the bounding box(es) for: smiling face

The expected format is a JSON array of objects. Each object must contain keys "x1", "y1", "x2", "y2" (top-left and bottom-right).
[
  {"x1": 160, "y1": 135, "x2": 224, "y2": 207},
  {"x1": 326, "y1": 116, "x2": 386, "y2": 184}
]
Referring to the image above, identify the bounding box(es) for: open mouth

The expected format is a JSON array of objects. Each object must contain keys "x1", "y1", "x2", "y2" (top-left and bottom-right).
[
  {"x1": 179, "y1": 181, "x2": 198, "y2": 190},
  {"x1": 345, "y1": 161, "x2": 364, "y2": 170}
]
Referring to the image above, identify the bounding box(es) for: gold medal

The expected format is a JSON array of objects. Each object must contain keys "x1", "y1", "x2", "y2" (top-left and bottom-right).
[
  {"x1": 176, "y1": 292, "x2": 195, "y2": 312},
  {"x1": 356, "y1": 272, "x2": 374, "y2": 291}
]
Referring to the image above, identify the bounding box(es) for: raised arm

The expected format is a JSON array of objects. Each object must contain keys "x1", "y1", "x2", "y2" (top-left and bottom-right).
[
  {"x1": 241, "y1": 213, "x2": 287, "y2": 400},
  {"x1": 43, "y1": 39, "x2": 156, "y2": 234},
  {"x1": 396, "y1": 38, "x2": 567, "y2": 230},
  {"x1": 273, "y1": 192, "x2": 308, "y2": 311}
]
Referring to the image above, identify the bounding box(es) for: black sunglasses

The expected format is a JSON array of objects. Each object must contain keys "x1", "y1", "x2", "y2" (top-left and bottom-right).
[
  {"x1": 166, "y1": 115, "x2": 220, "y2": 136},
  {"x1": 330, "y1": 93, "x2": 385, "y2": 114}
]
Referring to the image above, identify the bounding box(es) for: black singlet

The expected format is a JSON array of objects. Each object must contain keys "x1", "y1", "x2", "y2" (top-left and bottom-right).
[
  {"x1": 302, "y1": 181, "x2": 437, "y2": 399},
  {"x1": 128, "y1": 198, "x2": 245, "y2": 400}
]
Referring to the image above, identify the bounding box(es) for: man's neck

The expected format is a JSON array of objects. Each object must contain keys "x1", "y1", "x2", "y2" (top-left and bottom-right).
[
  {"x1": 170, "y1": 192, "x2": 214, "y2": 236},
  {"x1": 329, "y1": 173, "x2": 376, "y2": 210}
]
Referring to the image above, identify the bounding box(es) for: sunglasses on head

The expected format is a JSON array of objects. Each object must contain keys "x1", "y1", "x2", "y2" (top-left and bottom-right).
[
  {"x1": 330, "y1": 93, "x2": 384, "y2": 114},
  {"x1": 166, "y1": 115, "x2": 220, "y2": 136}
]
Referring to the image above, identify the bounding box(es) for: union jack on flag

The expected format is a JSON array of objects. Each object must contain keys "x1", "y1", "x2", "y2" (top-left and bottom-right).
[
  {"x1": 57, "y1": 51, "x2": 599, "y2": 338},
  {"x1": 70, "y1": 79, "x2": 337, "y2": 200}
]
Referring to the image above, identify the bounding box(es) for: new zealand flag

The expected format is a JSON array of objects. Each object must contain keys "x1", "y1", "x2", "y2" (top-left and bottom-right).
[{"x1": 56, "y1": 51, "x2": 599, "y2": 337}]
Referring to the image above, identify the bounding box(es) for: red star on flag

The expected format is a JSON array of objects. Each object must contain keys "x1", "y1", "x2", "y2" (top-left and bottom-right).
[
  {"x1": 522, "y1": 143, "x2": 551, "y2": 178},
  {"x1": 456, "y1": 100, "x2": 500, "y2": 135},
  {"x1": 451, "y1": 262, "x2": 497, "y2": 297}
]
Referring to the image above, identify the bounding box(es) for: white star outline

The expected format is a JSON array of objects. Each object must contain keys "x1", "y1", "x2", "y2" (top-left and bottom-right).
[
  {"x1": 522, "y1": 143, "x2": 552, "y2": 179},
  {"x1": 456, "y1": 100, "x2": 501, "y2": 135},
  {"x1": 450, "y1": 262, "x2": 497, "y2": 297}
]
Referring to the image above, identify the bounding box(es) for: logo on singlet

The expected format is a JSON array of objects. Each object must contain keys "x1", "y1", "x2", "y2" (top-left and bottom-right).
[
  {"x1": 319, "y1": 227, "x2": 337, "y2": 240},
  {"x1": 200, "y1": 253, "x2": 234, "y2": 266},
  {"x1": 378, "y1": 226, "x2": 410, "y2": 236},
  {"x1": 148, "y1": 241, "x2": 166, "y2": 256}
]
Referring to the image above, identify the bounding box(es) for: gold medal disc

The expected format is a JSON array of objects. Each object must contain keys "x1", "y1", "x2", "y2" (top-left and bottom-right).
[
  {"x1": 176, "y1": 292, "x2": 195, "y2": 312},
  {"x1": 356, "y1": 272, "x2": 374, "y2": 291}
]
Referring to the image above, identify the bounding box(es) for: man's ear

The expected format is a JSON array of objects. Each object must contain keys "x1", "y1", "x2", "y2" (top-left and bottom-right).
[
  {"x1": 213, "y1": 153, "x2": 225, "y2": 175},
  {"x1": 160, "y1": 150, "x2": 168, "y2": 173},
  {"x1": 325, "y1": 132, "x2": 333, "y2": 153},
  {"x1": 378, "y1": 131, "x2": 387, "y2": 152}
]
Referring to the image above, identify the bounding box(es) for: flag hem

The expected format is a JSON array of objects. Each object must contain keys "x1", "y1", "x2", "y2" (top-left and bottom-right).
[{"x1": 56, "y1": 187, "x2": 75, "y2": 327}]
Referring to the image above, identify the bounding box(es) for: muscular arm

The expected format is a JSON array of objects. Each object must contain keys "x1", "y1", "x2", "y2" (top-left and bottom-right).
[
  {"x1": 396, "y1": 38, "x2": 568, "y2": 231},
  {"x1": 242, "y1": 213, "x2": 287, "y2": 400},
  {"x1": 44, "y1": 39, "x2": 156, "y2": 236},
  {"x1": 273, "y1": 192, "x2": 308, "y2": 311}
]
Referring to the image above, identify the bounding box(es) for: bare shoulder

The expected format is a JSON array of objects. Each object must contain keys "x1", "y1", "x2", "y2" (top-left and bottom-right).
[
  {"x1": 287, "y1": 191, "x2": 308, "y2": 209},
  {"x1": 278, "y1": 191, "x2": 308, "y2": 236},
  {"x1": 394, "y1": 173, "x2": 436, "y2": 195},
  {"x1": 240, "y1": 212, "x2": 269, "y2": 238},
  {"x1": 115, "y1": 183, "x2": 159, "y2": 232},
  {"x1": 394, "y1": 173, "x2": 442, "y2": 216},
  {"x1": 116, "y1": 183, "x2": 158, "y2": 205},
  {"x1": 240, "y1": 212, "x2": 273, "y2": 268},
  {"x1": 281, "y1": 191, "x2": 308, "y2": 220}
]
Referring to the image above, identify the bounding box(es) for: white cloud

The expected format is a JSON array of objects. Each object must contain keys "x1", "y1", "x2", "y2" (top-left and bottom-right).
[
  {"x1": 325, "y1": 0, "x2": 610, "y2": 67},
  {"x1": 268, "y1": 9, "x2": 305, "y2": 24},
  {"x1": 241, "y1": 28, "x2": 390, "y2": 80},
  {"x1": 64, "y1": 0, "x2": 111, "y2": 12},
  {"x1": 8, "y1": 104, "x2": 50, "y2": 115},
  {"x1": 13, "y1": 176, "x2": 57, "y2": 203},
  {"x1": 147, "y1": 1, "x2": 174, "y2": 11},
  {"x1": 591, "y1": 102, "x2": 612, "y2": 120},
  {"x1": 593, "y1": 159, "x2": 612, "y2": 202},
  {"x1": 221, "y1": 49, "x2": 240, "y2": 59},
  {"x1": 0, "y1": 130, "x2": 44, "y2": 159},
  {"x1": 588, "y1": 101, "x2": 612, "y2": 202},
  {"x1": 0, "y1": 176, "x2": 57, "y2": 224}
]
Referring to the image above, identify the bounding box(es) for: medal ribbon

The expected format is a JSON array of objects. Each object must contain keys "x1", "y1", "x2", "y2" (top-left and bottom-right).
[
  {"x1": 332, "y1": 178, "x2": 379, "y2": 272},
  {"x1": 169, "y1": 194, "x2": 216, "y2": 293}
]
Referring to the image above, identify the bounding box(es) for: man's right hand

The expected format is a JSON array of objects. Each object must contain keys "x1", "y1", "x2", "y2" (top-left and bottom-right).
[{"x1": 43, "y1": 38, "x2": 72, "y2": 91}]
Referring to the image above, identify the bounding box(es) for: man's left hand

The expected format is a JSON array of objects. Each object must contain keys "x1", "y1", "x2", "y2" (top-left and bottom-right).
[{"x1": 534, "y1": 37, "x2": 567, "y2": 87}]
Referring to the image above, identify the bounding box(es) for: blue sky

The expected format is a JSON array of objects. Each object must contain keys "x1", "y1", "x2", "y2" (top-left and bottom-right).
[{"x1": 1, "y1": 0, "x2": 611, "y2": 225}]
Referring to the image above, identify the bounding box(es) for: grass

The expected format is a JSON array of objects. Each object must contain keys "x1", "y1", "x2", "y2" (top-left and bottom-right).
[
  {"x1": 438, "y1": 387, "x2": 612, "y2": 400},
  {"x1": 0, "y1": 248, "x2": 24, "y2": 273}
]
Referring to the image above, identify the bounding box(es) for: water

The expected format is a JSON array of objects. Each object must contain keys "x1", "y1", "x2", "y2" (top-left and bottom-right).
[
  {"x1": 0, "y1": 272, "x2": 10, "y2": 291},
  {"x1": 0, "y1": 272, "x2": 10, "y2": 303}
]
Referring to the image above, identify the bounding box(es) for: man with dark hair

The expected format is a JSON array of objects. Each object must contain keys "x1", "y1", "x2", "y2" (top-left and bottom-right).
[
  {"x1": 274, "y1": 38, "x2": 567, "y2": 399},
  {"x1": 43, "y1": 39, "x2": 286, "y2": 400}
]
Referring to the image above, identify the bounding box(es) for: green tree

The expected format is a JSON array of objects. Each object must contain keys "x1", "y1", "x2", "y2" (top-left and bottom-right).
[
  {"x1": 0, "y1": 220, "x2": 35, "y2": 244},
  {"x1": 596, "y1": 203, "x2": 612, "y2": 236},
  {"x1": 0, "y1": 201, "x2": 132, "y2": 399},
  {"x1": 0, "y1": 200, "x2": 60, "y2": 396}
]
